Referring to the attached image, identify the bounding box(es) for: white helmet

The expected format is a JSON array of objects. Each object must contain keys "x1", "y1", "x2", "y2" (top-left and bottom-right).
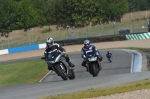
[
  {"x1": 84, "y1": 39, "x2": 90, "y2": 48},
  {"x1": 46, "y1": 38, "x2": 54, "y2": 47}
]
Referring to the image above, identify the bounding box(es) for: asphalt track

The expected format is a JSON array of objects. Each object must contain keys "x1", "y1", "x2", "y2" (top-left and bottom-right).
[{"x1": 1, "y1": 49, "x2": 150, "y2": 99}]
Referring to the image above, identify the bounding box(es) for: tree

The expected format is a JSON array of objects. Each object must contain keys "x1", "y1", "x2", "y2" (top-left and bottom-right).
[
  {"x1": 72, "y1": 0, "x2": 101, "y2": 26},
  {"x1": 128, "y1": 0, "x2": 150, "y2": 12},
  {"x1": 49, "y1": 0, "x2": 75, "y2": 26},
  {"x1": 31, "y1": 0, "x2": 48, "y2": 27},
  {"x1": 98, "y1": 0, "x2": 128, "y2": 22},
  {"x1": 0, "y1": 0, "x2": 17, "y2": 36},
  {"x1": 16, "y1": 0, "x2": 38, "y2": 31}
]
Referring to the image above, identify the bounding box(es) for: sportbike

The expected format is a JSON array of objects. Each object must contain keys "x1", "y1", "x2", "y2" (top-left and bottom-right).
[{"x1": 41, "y1": 51, "x2": 75, "y2": 80}]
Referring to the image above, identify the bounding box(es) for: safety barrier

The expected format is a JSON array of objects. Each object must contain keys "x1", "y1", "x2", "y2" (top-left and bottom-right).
[
  {"x1": 0, "y1": 34, "x2": 126, "y2": 55},
  {"x1": 0, "y1": 44, "x2": 46, "y2": 55},
  {"x1": 0, "y1": 49, "x2": 9, "y2": 55},
  {"x1": 126, "y1": 32, "x2": 150, "y2": 40},
  {"x1": 1, "y1": 32, "x2": 149, "y2": 55},
  {"x1": 8, "y1": 44, "x2": 39, "y2": 54}
]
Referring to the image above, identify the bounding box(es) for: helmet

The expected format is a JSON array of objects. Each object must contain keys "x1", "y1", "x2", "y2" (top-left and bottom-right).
[
  {"x1": 84, "y1": 39, "x2": 90, "y2": 48},
  {"x1": 46, "y1": 38, "x2": 54, "y2": 47}
]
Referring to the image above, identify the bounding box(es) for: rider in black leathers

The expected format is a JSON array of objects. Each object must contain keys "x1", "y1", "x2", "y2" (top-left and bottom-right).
[{"x1": 44, "y1": 38, "x2": 75, "y2": 70}]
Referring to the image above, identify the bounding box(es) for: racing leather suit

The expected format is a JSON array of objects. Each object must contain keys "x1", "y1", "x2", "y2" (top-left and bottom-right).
[
  {"x1": 81, "y1": 44, "x2": 103, "y2": 67},
  {"x1": 44, "y1": 43, "x2": 75, "y2": 70},
  {"x1": 106, "y1": 52, "x2": 112, "y2": 58}
]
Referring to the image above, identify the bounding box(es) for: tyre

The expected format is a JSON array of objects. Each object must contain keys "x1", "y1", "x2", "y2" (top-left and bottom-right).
[
  {"x1": 55, "y1": 64, "x2": 68, "y2": 80},
  {"x1": 68, "y1": 69, "x2": 75, "y2": 80},
  {"x1": 91, "y1": 63, "x2": 99, "y2": 77}
]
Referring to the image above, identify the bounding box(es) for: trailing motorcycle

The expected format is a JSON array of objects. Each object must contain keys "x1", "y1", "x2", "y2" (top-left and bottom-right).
[
  {"x1": 85, "y1": 52, "x2": 101, "y2": 77},
  {"x1": 106, "y1": 53, "x2": 112, "y2": 63},
  {"x1": 41, "y1": 51, "x2": 75, "y2": 80}
]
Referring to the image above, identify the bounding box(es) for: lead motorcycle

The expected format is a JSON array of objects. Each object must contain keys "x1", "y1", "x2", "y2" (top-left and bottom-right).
[
  {"x1": 41, "y1": 51, "x2": 75, "y2": 80},
  {"x1": 85, "y1": 52, "x2": 102, "y2": 77}
]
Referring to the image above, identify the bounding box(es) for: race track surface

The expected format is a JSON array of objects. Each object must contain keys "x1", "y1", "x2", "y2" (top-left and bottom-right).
[{"x1": 1, "y1": 49, "x2": 150, "y2": 99}]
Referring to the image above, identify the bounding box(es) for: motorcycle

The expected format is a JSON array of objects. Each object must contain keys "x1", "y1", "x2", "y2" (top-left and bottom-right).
[
  {"x1": 41, "y1": 51, "x2": 75, "y2": 80},
  {"x1": 106, "y1": 54, "x2": 112, "y2": 63},
  {"x1": 85, "y1": 52, "x2": 101, "y2": 77}
]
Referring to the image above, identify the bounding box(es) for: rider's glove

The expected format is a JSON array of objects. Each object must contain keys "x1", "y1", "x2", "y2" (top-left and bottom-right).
[
  {"x1": 83, "y1": 55, "x2": 86, "y2": 59},
  {"x1": 95, "y1": 52, "x2": 99, "y2": 56}
]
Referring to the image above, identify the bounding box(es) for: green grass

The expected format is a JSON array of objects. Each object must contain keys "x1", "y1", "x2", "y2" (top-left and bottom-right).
[
  {"x1": 0, "y1": 60, "x2": 48, "y2": 86},
  {"x1": 39, "y1": 78, "x2": 150, "y2": 99}
]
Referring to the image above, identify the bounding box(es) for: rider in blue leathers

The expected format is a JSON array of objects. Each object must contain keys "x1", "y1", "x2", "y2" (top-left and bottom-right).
[
  {"x1": 81, "y1": 40, "x2": 103, "y2": 71},
  {"x1": 106, "y1": 51, "x2": 112, "y2": 62},
  {"x1": 106, "y1": 51, "x2": 112, "y2": 58}
]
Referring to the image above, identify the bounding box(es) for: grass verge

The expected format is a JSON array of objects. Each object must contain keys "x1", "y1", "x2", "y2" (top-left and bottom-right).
[
  {"x1": 38, "y1": 78, "x2": 150, "y2": 99},
  {"x1": 0, "y1": 60, "x2": 47, "y2": 86}
]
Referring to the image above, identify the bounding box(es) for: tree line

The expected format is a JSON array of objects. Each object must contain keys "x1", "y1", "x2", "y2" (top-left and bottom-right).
[{"x1": 0, "y1": 0, "x2": 150, "y2": 36}]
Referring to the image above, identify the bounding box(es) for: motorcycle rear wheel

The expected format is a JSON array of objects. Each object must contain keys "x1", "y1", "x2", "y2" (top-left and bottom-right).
[{"x1": 68, "y1": 69, "x2": 75, "y2": 80}]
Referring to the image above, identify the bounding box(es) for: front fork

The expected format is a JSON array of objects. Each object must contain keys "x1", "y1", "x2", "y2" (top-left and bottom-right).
[
  {"x1": 96, "y1": 60, "x2": 101, "y2": 70},
  {"x1": 61, "y1": 60, "x2": 70, "y2": 75}
]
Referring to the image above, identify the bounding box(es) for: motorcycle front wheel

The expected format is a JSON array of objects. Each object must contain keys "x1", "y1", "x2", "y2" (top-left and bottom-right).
[
  {"x1": 55, "y1": 64, "x2": 68, "y2": 80},
  {"x1": 90, "y1": 63, "x2": 99, "y2": 77}
]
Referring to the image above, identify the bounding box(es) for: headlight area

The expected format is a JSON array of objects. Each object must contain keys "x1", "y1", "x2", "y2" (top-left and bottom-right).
[{"x1": 88, "y1": 57, "x2": 97, "y2": 61}]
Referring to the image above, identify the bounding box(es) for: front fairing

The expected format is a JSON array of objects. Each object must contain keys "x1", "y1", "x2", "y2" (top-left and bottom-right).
[
  {"x1": 86, "y1": 52, "x2": 97, "y2": 62},
  {"x1": 46, "y1": 51, "x2": 61, "y2": 63}
]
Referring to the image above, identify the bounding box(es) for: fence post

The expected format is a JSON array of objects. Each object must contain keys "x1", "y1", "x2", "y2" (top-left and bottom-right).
[
  {"x1": 100, "y1": 21, "x2": 103, "y2": 36},
  {"x1": 1, "y1": 42, "x2": 3, "y2": 49},
  {"x1": 145, "y1": 17, "x2": 150, "y2": 32},
  {"x1": 28, "y1": 32, "x2": 31, "y2": 45},
  {"x1": 113, "y1": 22, "x2": 116, "y2": 35},
  {"x1": 145, "y1": 17, "x2": 149, "y2": 25},
  {"x1": 85, "y1": 25, "x2": 88, "y2": 37},
  {"x1": 130, "y1": 11, "x2": 135, "y2": 33},
  {"x1": 115, "y1": 18, "x2": 118, "y2": 34},
  {"x1": 7, "y1": 38, "x2": 10, "y2": 48}
]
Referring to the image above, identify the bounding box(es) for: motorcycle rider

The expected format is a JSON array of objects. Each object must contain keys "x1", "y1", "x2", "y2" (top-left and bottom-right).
[
  {"x1": 81, "y1": 39, "x2": 103, "y2": 71},
  {"x1": 106, "y1": 51, "x2": 112, "y2": 59},
  {"x1": 44, "y1": 37, "x2": 75, "y2": 70}
]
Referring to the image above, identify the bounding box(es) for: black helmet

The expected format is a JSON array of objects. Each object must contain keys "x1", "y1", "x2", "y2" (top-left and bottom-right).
[
  {"x1": 46, "y1": 38, "x2": 54, "y2": 47},
  {"x1": 84, "y1": 39, "x2": 90, "y2": 48}
]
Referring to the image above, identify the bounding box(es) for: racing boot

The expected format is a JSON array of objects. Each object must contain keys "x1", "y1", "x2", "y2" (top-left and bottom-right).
[
  {"x1": 86, "y1": 67, "x2": 89, "y2": 72},
  {"x1": 68, "y1": 62, "x2": 75, "y2": 67},
  {"x1": 81, "y1": 61, "x2": 89, "y2": 71},
  {"x1": 47, "y1": 64, "x2": 53, "y2": 71},
  {"x1": 48, "y1": 66, "x2": 53, "y2": 71}
]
